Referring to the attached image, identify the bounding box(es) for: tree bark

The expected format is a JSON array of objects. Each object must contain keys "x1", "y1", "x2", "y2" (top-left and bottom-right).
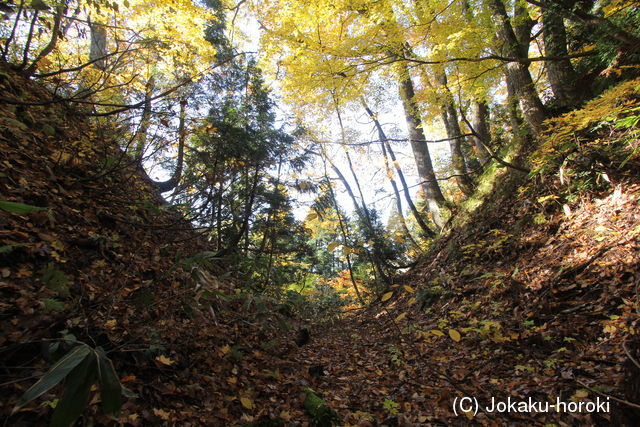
[
  {"x1": 133, "y1": 76, "x2": 155, "y2": 160},
  {"x1": 541, "y1": 2, "x2": 581, "y2": 108},
  {"x1": 24, "y1": 5, "x2": 64, "y2": 75},
  {"x1": 329, "y1": 157, "x2": 391, "y2": 288},
  {"x1": 379, "y1": 139, "x2": 421, "y2": 250},
  {"x1": 526, "y1": 0, "x2": 640, "y2": 54},
  {"x1": 89, "y1": 19, "x2": 108, "y2": 70},
  {"x1": 396, "y1": 62, "x2": 447, "y2": 229},
  {"x1": 436, "y1": 72, "x2": 474, "y2": 196},
  {"x1": 323, "y1": 163, "x2": 365, "y2": 305},
  {"x1": 471, "y1": 101, "x2": 492, "y2": 164},
  {"x1": 362, "y1": 102, "x2": 436, "y2": 238},
  {"x1": 216, "y1": 165, "x2": 261, "y2": 256},
  {"x1": 487, "y1": 0, "x2": 547, "y2": 137},
  {"x1": 153, "y1": 99, "x2": 187, "y2": 192}
]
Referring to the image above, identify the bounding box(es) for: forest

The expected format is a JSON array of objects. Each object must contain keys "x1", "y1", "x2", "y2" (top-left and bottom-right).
[{"x1": 0, "y1": 0, "x2": 639, "y2": 425}]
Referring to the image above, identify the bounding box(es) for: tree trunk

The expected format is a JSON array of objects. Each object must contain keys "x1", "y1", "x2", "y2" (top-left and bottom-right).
[
  {"x1": 153, "y1": 100, "x2": 187, "y2": 192},
  {"x1": 380, "y1": 139, "x2": 421, "y2": 250},
  {"x1": 260, "y1": 158, "x2": 283, "y2": 288},
  {"x1": 396, "y1": 62, "x2": 447, "y2": 229},
  {"x1": 323, "y1": 163, "x2": 365, "y2": 305},
  {"x1": 487, "y1": 0, "x2": 547, "y2": 137},
  {"x1": 216, "y1": 165, "x2": 261, "y2": 256},
  {"x1": 24, "y1": 5, "x2": 64, "y2": 75},
  {"x1": 471, "y1": 101, "x2": 492, "y2": 164},
  {"x1": 362, "y1": 102, "x2": 436, "y2": 238},
  {"x1": 436, "y1": 72, "x2": 474, "y2": 196},
  {"x1": 133, "y1": 76, "x2": 155, "y2": 160},
  {"x1": 89, "y1": 19, "x2": 107, "y2": 70},
  {"x1": 541, "y1": 3, "x2": 581, "y2": 108},
  {"x1": 526, "y1": 0, "x2": 640, "y2": 55},
  {"x1": 330, "y1": 159, "x2": 391, "y2": 288}
]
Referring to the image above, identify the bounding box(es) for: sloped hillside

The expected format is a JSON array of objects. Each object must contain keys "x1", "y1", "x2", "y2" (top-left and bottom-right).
[
  {"x1": 285, "y1": 77, "x2": 640, "y2": 425},
  {"x1": 0, "y1": 67, "x2": 312, "y2": 425},
  {"x1": 2, "y1": 66, "x2": 640, "y2": 426}
]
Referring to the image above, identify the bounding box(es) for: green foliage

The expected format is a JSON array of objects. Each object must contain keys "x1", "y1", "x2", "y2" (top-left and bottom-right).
[
  {"x1": 569, "y1": 4, "x2": 640, "y2": 79},
  {"x1": 39, "y1": 264, "x2": 70, "y2": 298},
  {"x1": 534, "y1": 77, "x2": 640, "y2": 175},
  {"x1": 0, "y1": 243, "x2": 29, "y2": 254},
  {"x1": 416, "y1": 285, "x2": 446, "y2": 310},
  {"x1": 0, "y1": 200, "x2": 44, "y2": 215},
  {"x1": 460, "y1": 229, "x2": 513, "y2": 260},
  {"x1": 382, "y1": 398, "x2": 399, "y2": 415},
  {"x1": 177, "y1": 250, "x2": 219, "y2": 271},
  {"x1": 13, "y1": 343, "x2": 122, "y2": 426},
  {"x1": 305, "y1": 281, "x2": 354, "y2": 321},
  {"x1": 388, "y1": 345, "x2": 404, "y2": 367},
  {"x1": 302, "y1": 387, "x2": 339, "y2": 426},
  {"x1": 41, "y1": 298, "x2": 65, "y2": 312}
]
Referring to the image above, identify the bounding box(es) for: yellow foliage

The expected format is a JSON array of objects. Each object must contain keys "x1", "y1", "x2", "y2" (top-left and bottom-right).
[
  {"x1": 253, "y1": 0, "x2": 499, "y2": 124},
  {"x1": 48, "y1": 0, "x2": 216, "y2": 100},
  {"x1": 533, "y1": 76, "x2": 640, "y2": 173}
]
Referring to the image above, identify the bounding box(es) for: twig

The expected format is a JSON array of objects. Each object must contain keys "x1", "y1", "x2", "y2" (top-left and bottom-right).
[
  {"x1": 576, "y1": 379, "x2": 640, "y2": 410},
  {"x1": 623, "y1": 339, "x2": 640, "y2": 371}
]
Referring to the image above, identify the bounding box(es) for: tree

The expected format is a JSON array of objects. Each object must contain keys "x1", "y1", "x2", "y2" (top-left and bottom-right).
[
  {"x1": 540, "y1": 0, "x2": 582, "y2": 109},
  {"x1": 485, "y1": 0, "x2": 547, "y2": 137},
  {"x1": 396, "y1": 63, "x2": 449, "y2": 228},
  {"x1": 255, "y1": 0, "x2": 455, "y2": 226},
  {"x1": 174, "y1": 58, "x2": 298, "y2": 258}
]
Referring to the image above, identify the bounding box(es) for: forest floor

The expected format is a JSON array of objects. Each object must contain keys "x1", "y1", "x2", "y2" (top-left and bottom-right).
[{"x1": 2, "y1": 68, "x2": 640, "y2": 426}]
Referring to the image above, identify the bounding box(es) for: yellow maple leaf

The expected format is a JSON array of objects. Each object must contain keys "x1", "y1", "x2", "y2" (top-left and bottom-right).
[{"x1": 155, "y1": 355, "x2": 175, "y2": 366}]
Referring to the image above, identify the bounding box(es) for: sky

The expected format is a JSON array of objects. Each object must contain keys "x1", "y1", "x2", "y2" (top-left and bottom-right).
[{"x1": 231, "y1": 8, "x2": 453, "y2": 223}]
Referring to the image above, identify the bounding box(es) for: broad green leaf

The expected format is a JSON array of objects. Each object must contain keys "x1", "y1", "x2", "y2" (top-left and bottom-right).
[
  {"x1": 50, "y1": 355, "x2": 97, "y2": 427},
  {"x1": 96, "y1": 348, "x2": 122, "y2": 417},
  {"x1": 0, "y1": 243, "x2": 29, "y2": 254},
  {"x1": 449, "y1": 329, "x2": 462, "y2": 342},
  {"x1": 14, "y1": 345, "x2": 91, "y2": 412},
  {"x1": 381, "y1": 292, "x2": 393, "y2": 302},
  {"x1": 0, "y1": 200, "x2": 44, "y2": 215}
]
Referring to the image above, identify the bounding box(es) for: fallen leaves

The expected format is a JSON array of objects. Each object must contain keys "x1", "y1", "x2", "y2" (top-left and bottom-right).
[
  {"x1": 448, "y1": 329, "x2": 461, "y2": 342},
  {"x1": 239, "y1": 397, "x2": 253, "y2": 410},
  {"x1": 154, "y1": 355, "x2": 175, "y2": 366}
]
